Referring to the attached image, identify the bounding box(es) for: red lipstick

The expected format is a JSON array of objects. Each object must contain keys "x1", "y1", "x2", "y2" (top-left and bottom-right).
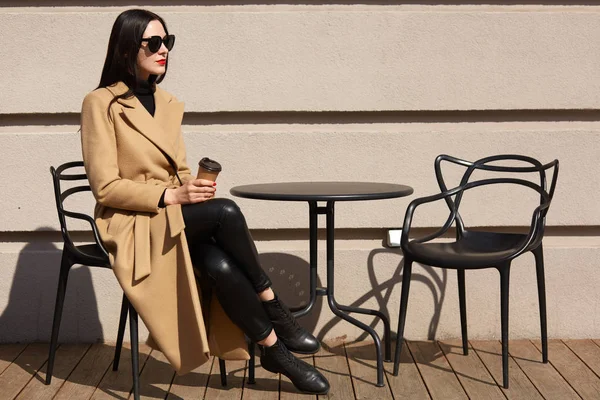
[{"x1": 157, "y1": 60, "x2": 166, "y2": 66}]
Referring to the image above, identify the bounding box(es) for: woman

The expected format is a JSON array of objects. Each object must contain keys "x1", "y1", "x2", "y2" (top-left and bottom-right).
[{"x1": 81, "y1": 9, "x2": 329, "y2": 395}]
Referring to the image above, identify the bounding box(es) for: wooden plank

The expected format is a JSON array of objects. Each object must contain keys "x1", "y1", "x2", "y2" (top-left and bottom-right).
[
  {"x1": 132, "y1": 349, "x2": 176, "y2": 400},
  {"x1": 564, "y1": 339, "x2": 600, "y2": 378},
  {"x1": 384, "y1": 341, "x2": 429, "y2": 400},
  {"x1": 315, "y1": 339, "x2": 354, "y2": 400},
  {"x1": 279, "y1": 353, "x2": 315, "y2": 400},
  {"x1": 533, "y1": 340, "x2": 600, "y2": 400},
  {"x1": 0, "y1": 343, "x2": 52, "y2": 400},
  {"x1": 345, "y1": 341, "x2": 393, "y2": 400},
  {"x1": 509, "y1": 339, "x2": 579, "y2": 400},
  {"x1": 166, "y1": 357, "x2": 213, "y2": 400},
  {"x1": 0, "y1": 345, "x2": 27, "y2": 376},
  {"x1": 471, "y1": 340, "x2": 542, "y2": 400},
  {"x1": 204, "y1": 359, "x2": 246, "y2": 400},
  {"x1": 241, "y1": 352, "x2": 279, "y2": 400},
  {"x1": 90, "y1": 343, "x2": 152, "y2": 400},
  {"x1": 16, "y1": 344, "x2": 90, "y2": 400},
  {"x1": 54, "y1": 343, "x2": 115, "y2": 400},
  {"x1": 407, "y1": 341, "x2": 467, "y2": 400},
  {"x1": 439, "y1": 340, "x2": 504, "y2": 400}
]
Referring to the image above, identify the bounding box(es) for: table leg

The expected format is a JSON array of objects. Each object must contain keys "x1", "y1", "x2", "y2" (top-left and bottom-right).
[
  {"x1": 336, "y1": 304, "x2": 392, "y2": 362},
  {"x1": 324, "y1": 201, "x2": 386, "y2": 387},
  {"x1": 291, "y1": 201, "x2": 319, "y2": 318}
]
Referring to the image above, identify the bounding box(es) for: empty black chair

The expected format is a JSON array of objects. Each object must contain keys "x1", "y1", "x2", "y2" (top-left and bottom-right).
[
  {"x1": 392, "y1": 154, "x2": 558, "y2": 389},
  {"x1": 47, "y1": 161, "x2": 249, "y2": 399}
]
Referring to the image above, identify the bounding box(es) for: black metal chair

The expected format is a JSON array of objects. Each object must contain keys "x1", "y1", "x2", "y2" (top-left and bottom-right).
[
  {"x1": 392, "y1": 154, "x2": 559, "y2": 389},
  {"x1": 47, "y1": 161, "x2": 253, "y2": 399}
]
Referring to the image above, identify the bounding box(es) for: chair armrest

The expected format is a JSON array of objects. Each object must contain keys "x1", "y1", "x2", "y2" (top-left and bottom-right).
[
  {"x1": 512, "y1": 202, "x2": 551, "y2": 257},
  {"x1": 400, "y1": 185, "x2": 465, "y2": 248},
  {"x1": 400, "y1": 177, "x2": 551, "y2": 249},
  {"x1": 62, "y1": 210, "x2": 110, "y2": 259}
]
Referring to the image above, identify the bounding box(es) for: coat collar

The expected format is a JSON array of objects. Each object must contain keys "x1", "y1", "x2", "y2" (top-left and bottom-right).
[{"x1": 106, "y1": 82, "x2": 185, "y2": 168}]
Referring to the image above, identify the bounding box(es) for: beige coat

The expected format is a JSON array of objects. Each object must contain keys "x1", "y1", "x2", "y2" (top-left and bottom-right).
[{"x1": 81, "y1": 81, "x2": 249, "y2": 375}]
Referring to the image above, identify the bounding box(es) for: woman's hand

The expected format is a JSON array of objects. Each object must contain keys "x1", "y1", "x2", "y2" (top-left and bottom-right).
[{"x1": 163, "y1": 179, "x2": 216, "y2": 206}]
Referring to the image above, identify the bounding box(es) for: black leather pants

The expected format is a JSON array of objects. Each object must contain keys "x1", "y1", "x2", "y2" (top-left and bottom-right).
[{"x1": 182, "y1": 198, "x2": 273, "y2": 342}]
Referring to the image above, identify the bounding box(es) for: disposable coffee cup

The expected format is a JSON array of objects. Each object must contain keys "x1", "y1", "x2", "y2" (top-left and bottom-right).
[{"x1": 197, "y1": 157, "x2": 222, "y2": 181}]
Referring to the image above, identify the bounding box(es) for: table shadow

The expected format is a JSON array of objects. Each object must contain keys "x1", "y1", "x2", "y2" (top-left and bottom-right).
[
  {"x1": 318, "y1": 247, "x2": 448, "y2": 359},
  {"x1": 258, "y1": 252, "x2": 323, "y2": 335}
]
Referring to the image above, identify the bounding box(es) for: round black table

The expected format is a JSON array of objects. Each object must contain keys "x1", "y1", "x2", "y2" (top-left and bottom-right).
[{"x1": 231, "y1": 181, "x2": 413, "y2": 387}]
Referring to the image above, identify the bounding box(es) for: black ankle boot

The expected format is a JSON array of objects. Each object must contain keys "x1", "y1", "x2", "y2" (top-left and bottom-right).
[
  {"x1": 263, "y1": 296, "x2": 320, "y2": 354},
  {"x1": 260, "y1": 341, "x2": 330, "y2": 395}
]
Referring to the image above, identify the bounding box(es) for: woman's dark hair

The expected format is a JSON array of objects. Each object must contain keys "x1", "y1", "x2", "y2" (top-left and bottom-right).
[{"x1": 97, "y1": 9, "x2": 169, "y2": 100}]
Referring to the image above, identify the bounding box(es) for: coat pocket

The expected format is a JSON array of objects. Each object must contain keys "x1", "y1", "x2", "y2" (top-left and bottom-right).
[{"x1": 107, "y1": 211, "x2": 127, "y2": 236}]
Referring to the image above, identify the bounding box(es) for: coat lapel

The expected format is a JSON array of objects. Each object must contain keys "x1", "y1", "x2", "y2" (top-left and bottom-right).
[
  {"x1": 108, "y1": 82, "x2": 183, "y2": 167},
  {"x1": 154, "y1": 87, "x2": 185, "y2": 161}
]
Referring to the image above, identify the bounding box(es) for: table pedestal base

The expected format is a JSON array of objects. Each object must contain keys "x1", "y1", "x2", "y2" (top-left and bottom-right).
[{"x1": 291, "y1": 201, "x2": 391, "y2": 387}]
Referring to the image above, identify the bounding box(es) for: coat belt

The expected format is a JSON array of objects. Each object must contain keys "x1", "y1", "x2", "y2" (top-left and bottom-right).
[{"x1": 133, "y1": 203, "x2": 186, "y2": 281}]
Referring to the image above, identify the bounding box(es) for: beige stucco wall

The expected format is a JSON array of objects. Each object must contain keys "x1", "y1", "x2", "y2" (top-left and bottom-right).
[{"x1": 1, "y1": 3, "x2": 599, "y2": 344}]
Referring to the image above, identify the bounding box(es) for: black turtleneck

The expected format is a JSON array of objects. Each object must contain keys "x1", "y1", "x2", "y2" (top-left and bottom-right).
[
  {"x1": 134, "y1": 78, "x2": 156, "y2": 116},
  {"x1": 134, "y1": 77, "x2": 167, "y2": 207}
]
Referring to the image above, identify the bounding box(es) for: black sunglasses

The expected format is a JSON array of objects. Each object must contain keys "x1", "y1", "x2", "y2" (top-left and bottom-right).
[{"x1": 140, "y1": 34, "x2": 175, "y2": 53}]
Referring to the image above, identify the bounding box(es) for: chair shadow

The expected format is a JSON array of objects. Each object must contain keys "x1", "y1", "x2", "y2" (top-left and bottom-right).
[
  {"x1": 0, "y1": 228, "x2": 104, "y2": 345},
  {"x1": 407, "y1": 340, "x2": 520, "y2": 389},
  {"x1": 342, "y1": 340, "x2": 502, "y2": 389},
  {"x1": 435, "y1": 341, "x2": 506, "y2": 387},
  {"x1": 0, "y1": 233, "x2": 459, "y2": 396},
  {"x1": 0, "y1": 248, "x2": 318, "y2": 397},
  {"x1": 319, "y1": 247, "x2": 449, "y2": 361},
  {"x1": 0, "y1": 227, "x2": 109, "y2": 386},
  {"x1": 260, "y1": 247, "x2": 451, "y2": 390}
]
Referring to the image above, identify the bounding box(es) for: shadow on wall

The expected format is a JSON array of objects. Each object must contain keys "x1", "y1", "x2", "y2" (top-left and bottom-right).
[
  {"x1": 258, "y1": 252, "x2": 322, "y2": 337},
  {"x1": 0, "y1": 244, "x2": 450, "y2": 396},
  {"x1": 319, "y1": 248, "x2": 449, "y2": 353},
  {"x1": 0, "y1": 231, "x2": 450, "y2": 345},
  {"x1": 0, "y1": 227, "x2": 103, "y2": 343},
  {"x1": 260, "y1": 249, "x2": 449, "y2": 347}
]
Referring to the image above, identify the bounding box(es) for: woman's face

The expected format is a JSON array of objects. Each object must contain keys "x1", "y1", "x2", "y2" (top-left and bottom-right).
[{"x1": 137, "y1": 20, "x2": 169, "y2": 80}]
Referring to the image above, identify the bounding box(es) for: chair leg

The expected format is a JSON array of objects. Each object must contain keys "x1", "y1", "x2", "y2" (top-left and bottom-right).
[
  {"x1": 113, "y1": 293, "x2": 129, "y2": 371},
  {"x1": 393, "y1": 259, "x2": 413, "y2": 376},
  {"x1": 129, "y1": 302, "x2": 140, "y2": 400},
  {"x1": 499, "y1": 264, "x2": 511, "y2": 389},
  {"x1": 219, "y1": 358, "x2": 227, "y2": 387},
  {"x1": 46, "y1": 253, "x2": 71, "y2": 385},
  {"x1": 457, "y1": 269, "x2": 468, "y2": 356},
  {"x1": 533, "y1": 245, "x2": 548, "y2": 364},
  {"x1": 247, "y1": 341, "x2": 256, "y2": 384}
]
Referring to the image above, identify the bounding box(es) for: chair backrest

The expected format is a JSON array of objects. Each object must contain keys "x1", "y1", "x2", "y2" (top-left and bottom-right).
[
  {"x1": 50, "y1": 161, "x2": 108, "y2": 259},
  {"x1": 433, "y1": 154, "x2": 559, "y2": 244}
]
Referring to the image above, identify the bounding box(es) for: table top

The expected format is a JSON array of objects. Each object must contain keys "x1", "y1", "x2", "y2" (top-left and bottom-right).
[{"x1": 230, "y1": 181, "x2": 414, "y2": 202}]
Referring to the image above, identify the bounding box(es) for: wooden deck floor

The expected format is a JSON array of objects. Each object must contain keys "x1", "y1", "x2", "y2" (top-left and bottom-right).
[{"x1": 1, "y1": 339, "x2": 600, "y2": 399}]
